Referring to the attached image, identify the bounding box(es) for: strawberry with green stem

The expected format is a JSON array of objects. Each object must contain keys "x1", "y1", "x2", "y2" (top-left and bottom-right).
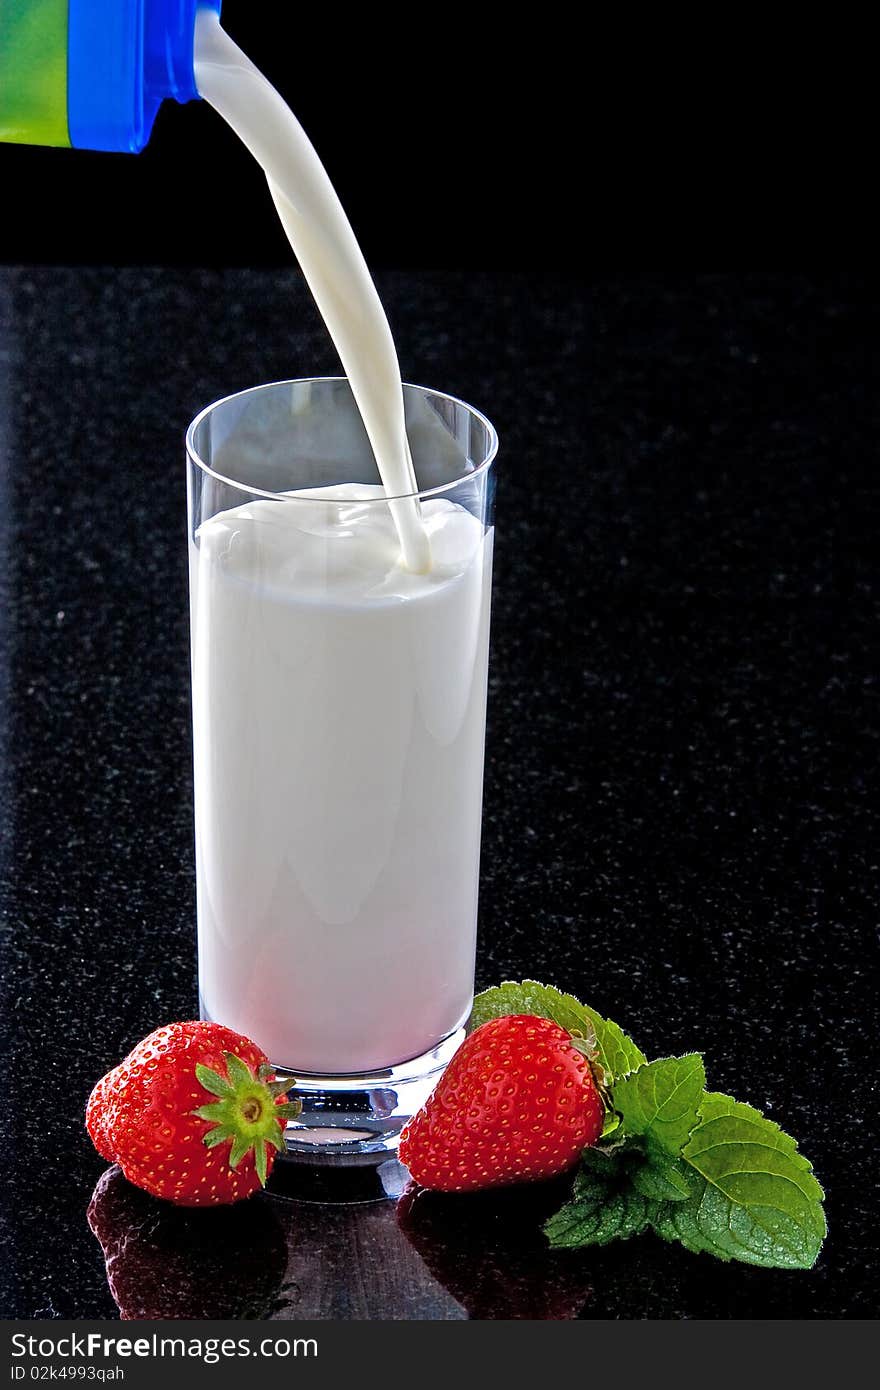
[{"x1": 86, "y1": 1021, "x2": 300, "y2": 1206}]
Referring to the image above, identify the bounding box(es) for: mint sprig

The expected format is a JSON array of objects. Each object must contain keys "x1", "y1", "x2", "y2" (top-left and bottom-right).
[
  {"x1": 548, "y1": 1078, "x2": 826, "y2": 1270},
  {"x1": 662, "y1": 1091, "x2": 828, "y2": 1269},
  {"x1": 469, "y1": 980, "x2": 826, "y2": 1270}
]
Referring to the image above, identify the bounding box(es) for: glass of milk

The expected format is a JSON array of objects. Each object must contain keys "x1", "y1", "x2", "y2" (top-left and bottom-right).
[{"x1": 186, "y1": 378, "x2": 497, "y2": 1161}]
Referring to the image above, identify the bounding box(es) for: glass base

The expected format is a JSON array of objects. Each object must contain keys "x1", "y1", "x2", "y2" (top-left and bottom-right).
[{"x1": 272, "y1": 1028, "x2": 464, "y2": 1164}]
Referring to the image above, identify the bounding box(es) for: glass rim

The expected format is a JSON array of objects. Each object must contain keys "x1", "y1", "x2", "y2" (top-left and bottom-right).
[{"x1": 185, "y1": 376, "x2": 499, "y2": 504}]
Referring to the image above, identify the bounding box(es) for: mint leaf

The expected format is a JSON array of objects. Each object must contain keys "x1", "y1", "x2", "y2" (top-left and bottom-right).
[
  {"x1": 470, "y1": 980, "x2": 592, "y2": 1041},
  {"x1": 545, "y1": 1166, "x2": 652, "y2": 1248},
  {"x1": 651, "y1": 1091, "x2": 827, "y2": 1269},
  {"x1": 469, "y1": 980, "x2": 645, "y2": 1083},
  {"x1": 608, "y1": 1055, "x2": 705, "y2": 1201},
  {"x1": 581, "y1": 1006, "x2": 647, "y2": 1087},
  {"x1": 631, "y1": 1159, "x2": 693, "y2": 1202},
  {"x1": 614, "y1": 1054, "x2": 706, "y2": 1160}
]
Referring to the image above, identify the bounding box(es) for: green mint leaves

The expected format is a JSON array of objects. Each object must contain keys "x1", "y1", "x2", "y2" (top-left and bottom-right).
[
  {"x1": 615, "y1": 1053, "x2": 706, "y2": 1159},
  {"x1": 544, "y1": 1163, "x2": 652, "y2": 1247},
  {"x1": 549, "y1": 1084, "x2": 827, "y2": 1268},
  {"x1": 469, "y1": 982, "x2": 826, "y2": 1270},
  {"x1": 614, "y1": 1054, "x2": 706, "y2": 1201},
  {"x1": 664, "y1": 1091, "x2": 828, "y2": 1268}
]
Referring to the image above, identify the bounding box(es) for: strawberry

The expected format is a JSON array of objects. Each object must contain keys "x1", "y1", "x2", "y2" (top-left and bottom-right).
[
  {"x1": 398, "y1": 1014, "x2": 604, "y2": 1192},
  {"x1": 85, "y1": 1020, "x2": 299, "y2": 1206},
  {"x1": 86, "y1": 1072, "x2": 115, "y2": 1162}
]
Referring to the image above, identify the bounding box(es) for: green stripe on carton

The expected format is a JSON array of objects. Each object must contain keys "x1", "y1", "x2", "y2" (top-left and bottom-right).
[{"x1": 0, "y1": 0, "x2": 70, "y2": 147}]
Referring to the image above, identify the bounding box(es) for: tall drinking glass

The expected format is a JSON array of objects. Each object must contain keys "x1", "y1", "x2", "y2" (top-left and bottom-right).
[{"x1": 185, "y1": 379, "x2": 498, "y2": 1160}]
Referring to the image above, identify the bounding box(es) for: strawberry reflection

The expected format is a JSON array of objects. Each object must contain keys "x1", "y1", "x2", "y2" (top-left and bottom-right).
[
  {"x1": 396, "y1": 1175, "x2": 594, "y2": 1319},
  {"x1": 87, "y1": 1166, "x2": 289, "y2": 1320}
]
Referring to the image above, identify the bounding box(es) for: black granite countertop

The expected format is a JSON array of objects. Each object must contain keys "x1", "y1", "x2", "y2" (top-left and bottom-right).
[{"x1": 0, "y1": 269, "x2": 875, "y2": 1319}]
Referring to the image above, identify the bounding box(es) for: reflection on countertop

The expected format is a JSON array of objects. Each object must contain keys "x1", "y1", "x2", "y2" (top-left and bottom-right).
[{"x1": 86, "y1": 1163, "x2": 594, "y2": 1321}]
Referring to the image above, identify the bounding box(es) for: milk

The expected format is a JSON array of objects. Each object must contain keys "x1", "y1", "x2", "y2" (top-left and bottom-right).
[{"x1": 191, "y1": 487, "x2": 492, "y2": 1073}]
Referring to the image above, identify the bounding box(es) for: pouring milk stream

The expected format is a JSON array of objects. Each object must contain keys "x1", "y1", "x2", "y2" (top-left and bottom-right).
[{"x1": 193, "y1": 9, "x2": 431, "y2": 574}]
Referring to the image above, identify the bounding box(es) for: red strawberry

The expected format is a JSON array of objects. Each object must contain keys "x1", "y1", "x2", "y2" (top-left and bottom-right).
[
  {"x1": 399, "y1": 1014, "x2": 604, "y2": 1192},
  {"x1": 85, "y1": 1021, "x2": 299, "y2": 1206},
  {"x1": 86, "y1": 1072, "x2": 115, "y2": 1162}
]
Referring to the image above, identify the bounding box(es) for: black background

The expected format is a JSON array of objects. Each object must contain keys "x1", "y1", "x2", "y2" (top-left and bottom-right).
[{"x1": 0, "y1": 3, "x2": 875, "y2": 269}]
